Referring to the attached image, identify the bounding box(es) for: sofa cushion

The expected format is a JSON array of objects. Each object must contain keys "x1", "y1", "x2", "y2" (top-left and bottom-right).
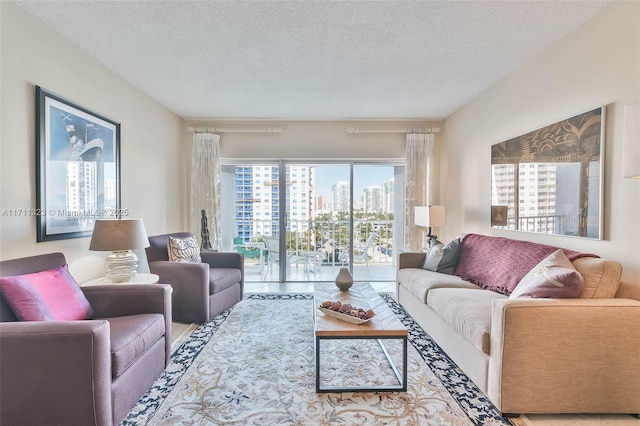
[
  {"x1": 104, "y1": 313, "x2": 165, "y2": 377},
  {"x1": 455, "y1": 233, "x2": 594, "y2": 296},
  {"x1": 427, "y1": 287, "x2": 507, "y2": 354},
  {"x1": 510, "y1": 249, "x2": 585, "y2": 299},
  {"x1": 397, "y1": 268, "x2": 480, "y2": 303},
  {"x1": 572, "y1": 257, "x2": 622, "y2": 299},
  {"x1": 168, "y1": 235, "x2": 202, "y2": 263},
  {"x1": 209, "y1": 268, "x2": 242, "y2": 294},
  {"x1": 422, "y1": 238, "x2": 461, "y2": 274},
  {"x1": 0, "y1": 264, "x2": 92, "y2": 321}
]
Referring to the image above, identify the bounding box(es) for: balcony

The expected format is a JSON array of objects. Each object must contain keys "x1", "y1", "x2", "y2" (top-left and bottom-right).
[{"x1": 234, "y1": 218, "x2": 397, "y2": 282}]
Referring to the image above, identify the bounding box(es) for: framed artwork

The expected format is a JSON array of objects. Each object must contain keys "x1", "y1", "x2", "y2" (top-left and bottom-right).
[
  {"x1": 490, "y1": 106, "x2": 604, "y2": 239},
  {"x1": 36, "y1": 86, "x2": 121, "y2": 242}
]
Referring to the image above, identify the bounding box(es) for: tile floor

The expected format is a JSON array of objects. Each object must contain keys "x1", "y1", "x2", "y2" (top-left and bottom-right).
[
  {"x1": 170, "y1": 282, "x2": 639, "y2": 425},
  {"x1": 244, "y1": 280, "x2": 396, "y2": 295}
]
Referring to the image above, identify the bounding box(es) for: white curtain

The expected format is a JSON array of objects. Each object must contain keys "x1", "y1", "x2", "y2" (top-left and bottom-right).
[
  {"x1": 190, "y1": 132, "x2": 221, "y2": 250},
  {"x1": 404, "y1": 131, "x2": 435, "y2": 250}
]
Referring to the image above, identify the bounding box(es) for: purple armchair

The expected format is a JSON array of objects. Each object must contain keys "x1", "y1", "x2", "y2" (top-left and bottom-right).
[
  {"x1": 0, "y1": 252, "x2": 172, "y2": 426},
  {"x1": 146, "y1": 232, "x2": 244, "y2": 323}
]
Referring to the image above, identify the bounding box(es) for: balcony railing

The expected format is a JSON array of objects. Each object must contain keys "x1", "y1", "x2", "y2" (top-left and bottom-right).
[
  {"x1": 499, "y1": 214, "x2": 561, "y2": 234},
  {"x1": 235, "y1": 218, "x2": 395, "y2": 268},
  {"x1": 234, "y1": 219, "x2": 395, "y2": 281}
]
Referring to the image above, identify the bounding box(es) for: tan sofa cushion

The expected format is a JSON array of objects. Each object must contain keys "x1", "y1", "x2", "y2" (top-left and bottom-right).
[
  {"x1": 572, "y1": 257, "x2": 622, "y2": 299},
  {"x1": 427, "y1": 288, "x2": 507, "y2": 354},
  {"x1": 397, "y1": 268, "x2": 479, "y2": 303}
]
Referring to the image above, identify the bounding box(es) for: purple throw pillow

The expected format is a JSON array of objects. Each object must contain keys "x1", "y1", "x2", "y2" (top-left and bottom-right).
[{"x1": 0, "y1": 264, "x2": 93, "y2": 321}]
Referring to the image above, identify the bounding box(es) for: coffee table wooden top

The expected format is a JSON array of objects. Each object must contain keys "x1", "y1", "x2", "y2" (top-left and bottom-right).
[{"x1": 314, "y1": 282, "x2": 407, "y2": 337}]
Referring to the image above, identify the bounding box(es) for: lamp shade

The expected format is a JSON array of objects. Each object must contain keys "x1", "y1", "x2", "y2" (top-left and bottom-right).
[
  {"x1": 623, "y1": 102, "x2": 640, "y2": 178},
  {"x1": 89, "y1": 218, "x2": 149, "y2": 251},
  {"x1": 414, "y1": 206, "x2": 446, "y2": 228}
]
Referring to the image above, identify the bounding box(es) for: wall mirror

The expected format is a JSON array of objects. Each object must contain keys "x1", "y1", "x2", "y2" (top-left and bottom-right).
[{"x1": 490, "y1": 107, "x2": 604, "y2": 239}]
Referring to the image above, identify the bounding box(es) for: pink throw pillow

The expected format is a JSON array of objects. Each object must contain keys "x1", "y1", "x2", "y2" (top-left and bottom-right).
[
  {"x1": 510, "y1": 250, "x2": 585, "y2": 299},
  {"x1": 0, "y1": 265, "x2": 93, "y2": 321}
]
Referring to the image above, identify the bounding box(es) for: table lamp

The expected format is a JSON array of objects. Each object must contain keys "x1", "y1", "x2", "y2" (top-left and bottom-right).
[
  {"x1": 414, "y1": 206, "x2": 446, "y2": 247},
  {"x1": 89, "y1": 218, "x2": 150, "y2": 283}
]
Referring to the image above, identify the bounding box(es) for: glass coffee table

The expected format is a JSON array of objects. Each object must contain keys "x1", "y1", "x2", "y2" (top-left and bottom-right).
[{"x1": 313, "y1": 282, "x2": 408, "y2": 393}]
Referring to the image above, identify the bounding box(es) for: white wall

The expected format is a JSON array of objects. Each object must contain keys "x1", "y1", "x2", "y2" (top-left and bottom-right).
[
  {"x1": 441, "y1": 2, "x2": 640, "y2": 281},
  {"x1": 0, "y1": 2, "x2": 186, "y2": 281}
]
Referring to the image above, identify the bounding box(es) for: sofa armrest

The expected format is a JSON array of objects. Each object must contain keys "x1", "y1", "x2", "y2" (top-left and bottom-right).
[
  {"x1": 0, "y1": 320, "x2": 112, "y2": 426},
  {"x1": 148, "y1": 260, "x2": 209, "y2": 291},
  {"x1": 148, "y1": 260, "x2": 209, "y2": 289},
  {"x1": 82, "y1": 283, "x2": 172, "y2": 318},
  {"x1": 398, "y1": 252, "x2": 426, "y2": 269},
  {"x1": 201, "y1": 251, "x2": 244, "y2": 270},
  {"x1": 148, "y1": 260, "x2": 210, "y2": 323},
  {"x1": 82, "y1": 284, "x2": 172, "y2": 365},
  {"x1": 488, "y1": 298, "x2": 640, "y2": 414},
  {"x1": 201, "y1": 251, "x2": 245, "y2": 296}
]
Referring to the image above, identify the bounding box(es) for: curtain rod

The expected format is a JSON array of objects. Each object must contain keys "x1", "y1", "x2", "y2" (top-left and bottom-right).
[
  {"x1": 188, "y1": 126, "x2": 283, "y2": 134},
  {"x1": 346, "y1": 127, "x2": 441, "y2": 134}
]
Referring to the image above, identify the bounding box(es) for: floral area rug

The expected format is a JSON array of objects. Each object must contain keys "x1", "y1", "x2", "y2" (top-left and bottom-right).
[{"x1": 122, "y1": 294, "x2": 512, "y2": 425}]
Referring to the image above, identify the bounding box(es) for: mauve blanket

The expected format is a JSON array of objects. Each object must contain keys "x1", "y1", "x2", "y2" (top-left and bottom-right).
[{"x1": 454, "y1": 234, "x2": 597, "y2": 295}]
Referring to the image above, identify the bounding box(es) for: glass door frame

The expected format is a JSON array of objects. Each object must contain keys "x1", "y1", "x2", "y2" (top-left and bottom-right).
[{"x1": 221, "y1": 159, "x2": 404, "y2": 283}]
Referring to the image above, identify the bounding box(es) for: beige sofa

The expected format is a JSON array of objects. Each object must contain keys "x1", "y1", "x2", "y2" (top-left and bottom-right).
[{"x1": 397, "y1": 237, "x2": 640, "y2": 417}]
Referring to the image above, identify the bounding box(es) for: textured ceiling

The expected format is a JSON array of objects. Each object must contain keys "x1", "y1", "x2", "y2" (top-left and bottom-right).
[{"x1": 15, "y1": 1, "x2": 610, "y2": 121}]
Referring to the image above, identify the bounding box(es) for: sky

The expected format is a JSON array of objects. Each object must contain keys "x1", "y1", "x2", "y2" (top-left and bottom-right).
[{"x1": 313, "y1": 165, "x2": 395, "y2": 200}]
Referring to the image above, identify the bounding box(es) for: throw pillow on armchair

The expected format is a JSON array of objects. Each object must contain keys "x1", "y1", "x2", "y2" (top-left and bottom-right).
[
  {"x1": 167, "y1": 235, "x2": 202, "y2": 263},
  {"x1": 0, "y1": 264, "x2": 92, "y2": 321}
]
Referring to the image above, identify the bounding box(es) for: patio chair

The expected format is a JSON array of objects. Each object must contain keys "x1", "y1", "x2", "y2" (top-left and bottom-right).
[
  {"x1": 262, "y1": 235, "x2": 310, "y2": 279},
  {"x1": 234, "y1": 236, "x2": 266, "y2": 276},
  {"x1": 338, "y1": 231, "x2": 378, "y2": 275},
  {"x1": 233, "y1": 237, "x2": 262, "y2": 259}
]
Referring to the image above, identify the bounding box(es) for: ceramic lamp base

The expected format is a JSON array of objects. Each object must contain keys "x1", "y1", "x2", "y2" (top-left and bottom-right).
[{"x1": 104, "y1": 250, "x2": 139, "y2": 283}]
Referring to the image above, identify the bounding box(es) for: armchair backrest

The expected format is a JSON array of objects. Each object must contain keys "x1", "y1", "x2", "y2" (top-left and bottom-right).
[
  {"x1": 0, "y1": 252, "x2": 67, "y2": 322},
  {"x1": 338, "y1": 231, "x2": 378, "y2": 263},
  {"x1": 262, "y1": 235, "x2": 280, "y2": 262},
  {"x1": 363, "y1": 231, "x2": 379, "y2": 249},
  {"x1": 146, "y1": 232, "x2": 194, "y2": 262}
]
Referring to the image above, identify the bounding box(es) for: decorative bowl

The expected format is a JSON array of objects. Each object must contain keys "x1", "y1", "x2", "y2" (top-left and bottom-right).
[{"x1": 318, "y1": 307, "x2": 372, "y2": 324}]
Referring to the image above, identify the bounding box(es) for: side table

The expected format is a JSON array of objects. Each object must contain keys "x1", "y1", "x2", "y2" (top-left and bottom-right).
[{"x1": 82, "y1": 273, "x2": 160, "y2": 286}]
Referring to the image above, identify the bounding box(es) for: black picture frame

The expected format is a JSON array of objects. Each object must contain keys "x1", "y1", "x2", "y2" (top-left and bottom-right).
[{"x1": 36, "y1": 86, "x2": 121, "y2": 242}]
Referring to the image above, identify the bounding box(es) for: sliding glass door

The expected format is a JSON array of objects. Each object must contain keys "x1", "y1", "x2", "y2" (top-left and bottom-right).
[
  {"x1": 284, "y1": 164, "x2": 350, "y2": 283},
  {"x1": 220, "y1": 161, "x2": 403, "y2": 283},
  {"x1": 350, "y1": 164, "x2": 399, "y2": 282}
]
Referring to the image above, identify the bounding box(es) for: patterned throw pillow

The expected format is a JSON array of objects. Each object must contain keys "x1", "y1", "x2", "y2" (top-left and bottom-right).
[
  {"x1": 167, "y1": 235, "x2": 202, "y2": 263},
  {"x1": 510, "y1": 249, "x2": 585, "y2": 299},
  {"x1": 0, "y1": 264, "x2": 93, "y2": 321},
  {"x1": 422, "y1": 238, "x2": 462, "y2": 275}
]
